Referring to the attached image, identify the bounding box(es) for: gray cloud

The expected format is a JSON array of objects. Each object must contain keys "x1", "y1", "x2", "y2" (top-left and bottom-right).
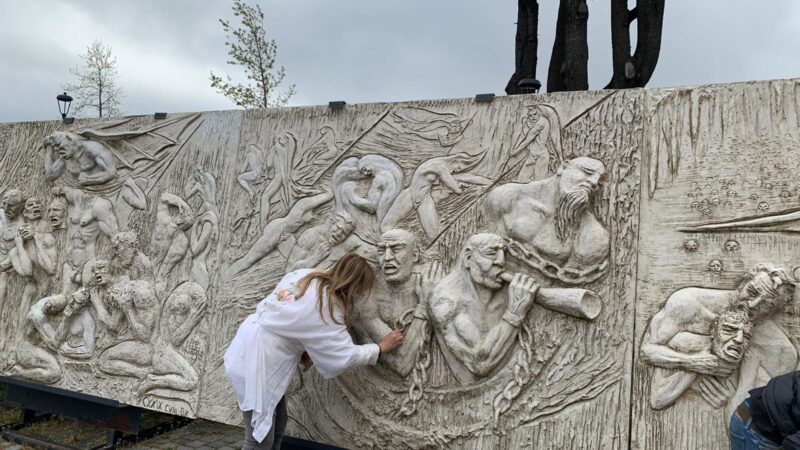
[{"x1": 1, "y1": 0, "x2": 798, "y2": 123}]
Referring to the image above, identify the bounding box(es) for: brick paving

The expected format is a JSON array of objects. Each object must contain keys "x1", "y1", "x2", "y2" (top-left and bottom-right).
[{"x1": 126, "y1": 419, "x2": 244, "y2": 450}]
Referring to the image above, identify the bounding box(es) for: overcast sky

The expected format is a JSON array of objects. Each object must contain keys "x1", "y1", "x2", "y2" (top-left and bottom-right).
[{"x1": 1, "y1": 1, "x2": 799, "y2": 123}]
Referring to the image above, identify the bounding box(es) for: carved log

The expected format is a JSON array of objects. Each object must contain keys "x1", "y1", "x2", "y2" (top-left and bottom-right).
[{"x1": 500, "y1": 271, "x2": 601, "y2": 320}]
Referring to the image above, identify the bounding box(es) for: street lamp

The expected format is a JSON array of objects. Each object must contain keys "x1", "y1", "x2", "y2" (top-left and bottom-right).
[
  {"x1": 56, "y1": 92, "x2": 74, "y2": 124},
  {"x1": 518, "y1": 78, "x2": 542, "y2": 95}
]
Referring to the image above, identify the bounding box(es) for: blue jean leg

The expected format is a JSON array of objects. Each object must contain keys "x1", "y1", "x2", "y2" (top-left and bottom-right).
[{"x1": 729, "y1": 412, "x2": 780, "y2": 450}]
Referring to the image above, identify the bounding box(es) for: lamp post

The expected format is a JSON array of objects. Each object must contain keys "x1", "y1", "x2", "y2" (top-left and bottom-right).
[
  {"x1": 56, "y1": 92, "x2": 74, "y2": 124},
  {"x1": 518, "y1": 78, "x2": 542, "y2": 95}
]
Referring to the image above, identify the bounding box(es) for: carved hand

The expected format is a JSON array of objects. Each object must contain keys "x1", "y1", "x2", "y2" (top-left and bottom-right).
[
  {"x1": 415, "y1": 260, "x2": 444, "y2": 306},
  {"x1": 689, "y1": 352, "x2": 737, "y2": 377},
  {"x1": 696, "y1": 376, "x2": 736, "y2": 408},
  {"x1": 50, "y1": 186, "x2": 64, "y2": 196},
  {"x1": 18, "y1": 224, "x2": 34, "y2": 241},
  {"x1": 507, "y1": 273, "x2": 538, "y2": 317}
]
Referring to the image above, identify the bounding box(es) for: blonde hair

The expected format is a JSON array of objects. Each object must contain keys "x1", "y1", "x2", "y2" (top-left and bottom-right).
[{"x1": 295, "y1": 252, "x2": 376, "y2": 327}]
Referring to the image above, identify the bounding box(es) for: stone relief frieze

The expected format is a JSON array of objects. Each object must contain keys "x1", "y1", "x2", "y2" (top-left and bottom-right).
[{"x1": 1, "y1": 79, "x2": 797, "y2": 449}]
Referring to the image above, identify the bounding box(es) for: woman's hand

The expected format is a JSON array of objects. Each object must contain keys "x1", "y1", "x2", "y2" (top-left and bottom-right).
[{"x1": 379, "y1": 329, "x2": 404, "y2": 353}]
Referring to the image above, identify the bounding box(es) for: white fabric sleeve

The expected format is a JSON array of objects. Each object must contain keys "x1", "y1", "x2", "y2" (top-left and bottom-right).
[{"x1": 302, "y1": 325, "x2": 380, "y2": 379}]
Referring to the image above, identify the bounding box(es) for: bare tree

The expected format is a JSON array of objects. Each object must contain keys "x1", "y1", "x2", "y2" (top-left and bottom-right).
[
  {"x1": 505, "y1": 0, "x2": 540, "y2": 95},
  {"x1": 547, "y1": 0, "x2": 589, "y2": 93},
  {"x1": 210, "y1": 0, "x2": 295, "y2": 109},
  {"x1": 62, "y1": 39, "x2": 123, "y2": 118},
  {"x1": 507, "y1": 0, "x2": 665, "y2": 93},
  {"x1": 606, "y1": 0, "x2": 665, "y2": 89}
]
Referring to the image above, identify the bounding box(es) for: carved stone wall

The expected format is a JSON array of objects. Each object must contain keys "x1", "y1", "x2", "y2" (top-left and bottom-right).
[{"x1": 0, "y1": 78, "x2": 797, "y2": 449}]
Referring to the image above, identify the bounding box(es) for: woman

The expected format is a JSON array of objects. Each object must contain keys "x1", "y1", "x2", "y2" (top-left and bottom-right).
[{"x1": 225, "y1": 253, "x2": 404, "y2": 450}]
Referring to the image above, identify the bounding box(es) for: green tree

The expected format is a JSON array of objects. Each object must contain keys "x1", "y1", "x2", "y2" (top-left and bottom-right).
[{"x1": 210, "y1": 0, "x2": 295, "y2": 108}]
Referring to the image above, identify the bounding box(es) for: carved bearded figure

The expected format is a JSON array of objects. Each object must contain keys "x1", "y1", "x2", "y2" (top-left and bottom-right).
[{"x1": 483, "y1": 157, "x2": 609, "y2": 272}]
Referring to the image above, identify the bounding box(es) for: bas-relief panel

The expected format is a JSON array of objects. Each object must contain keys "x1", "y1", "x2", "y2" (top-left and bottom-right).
[
  {"x1": 193, "y1": 92, "x2": 641, "y2": 449},
  {"x1": 0, "y1": 111, "x2": 239, "y2": 417},
  {"x1": 9, "y1": 80, "x2": 797, "y2": 450},
  {"x1": 633, "y1": 79, "x2": 800, "y2": 450}
]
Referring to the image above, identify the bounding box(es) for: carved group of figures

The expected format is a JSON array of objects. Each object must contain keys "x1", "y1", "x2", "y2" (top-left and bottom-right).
[
  {"x1": 0, "y1": 116, "x2": 215, "y2": 414},
  {"x1": 225, "y1": 99, "x2": 611, "y2": 421}
]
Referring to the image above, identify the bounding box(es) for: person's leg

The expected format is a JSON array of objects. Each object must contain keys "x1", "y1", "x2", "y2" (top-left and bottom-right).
[
  {"x1": 272, "y1": 396, "x2": 288, "y2": 450},
  {"x1": 242, "y1": 410, "x2": 275, "y2": 450}
]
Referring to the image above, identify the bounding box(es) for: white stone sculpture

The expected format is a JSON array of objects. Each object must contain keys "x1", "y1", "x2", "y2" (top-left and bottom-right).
[{"x1": 1, "y1": 78, "x2": 798, "y2": 449}]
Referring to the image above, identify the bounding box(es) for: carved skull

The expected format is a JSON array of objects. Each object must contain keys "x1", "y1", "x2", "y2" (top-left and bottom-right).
[
  {"x1": 708, "y1": 259, "x2": 723, "y2": 273},
  {"x1": 684, "y1": 240, "x2": 699, "y2": 252},
  {"x1": 721, "y1": 185, "x2": 729, "y2": 191},
  {"x1": 757, "y1": 201, "x2": 769, "y2": 212},
  {"x1": 711, "y1": 189, "x2": 719, "y2": 196},
  {"x1": 724, "y1": 201, "x2": 734, "y2": 209},
  {"x1": 724, "y1": 240, "x2": 740, "y2": 252},
  {"x1": 690, "y1": 201, "x2": 700, "y2": 209},
  {"x1": 711, "y1": 197, "x2": 721, "y2": 206},
  {"x1": 794, "y1": 184, "x2": 800, "y2": 194},
  {"x1": 765, "y1": 183, "x2": 774, "y2": 191},
  {"x1": 727, "y1": 190, "x2": 737, "y2": 197},
  {"x1": 779, "y1": 190, "x2": 792, "y2": 198},
  {"x1": 700, "y1": 199, "x2": 710, "y2": 208},
  {"x1": 749, "y1": 193, "x2": 759, "y2": 200},
  {"x1": 701, "y1": 208, "x2": 713, "y2": 217}
]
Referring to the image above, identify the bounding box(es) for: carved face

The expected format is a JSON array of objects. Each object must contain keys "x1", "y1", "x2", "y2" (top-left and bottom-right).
[
  {"x1": 780, "y1": 190, "x2": 792, "y2": 198},
  {"x1": 526, "y1": 106, "x2": 541, "y2": 122},
  {"x1": 557, "y1": 158, "x2": 605, "y2": 197},
  {"x1": 701, "y1": 208, "x2": 713, "y2": 217},
  {"x1": 377, "y1": 229, "x2": 417, "y2": 284},
  {"x1": 738, "y1": 270, "x2": 791, "y2": 321},
  {"x1": 53, "y1": 135, "x2": 77, "y2": 159},
  {"x1": 765, "y1": 183, "x2": 774, "y2": 191},
  {"x1": 711, "y1": 189, "x2": 719, "y2": 196},
  {"x1": 684, "y1": 240, "x2": 699, "y2": 252},
  {"x1": 710, "y1": 197, "x2": 721, "y2": 206},
  {"x1": 1, "y1": 190, "x2": 24, "y2": 220},
  {"x1": 46, "y1": 199, "x2": 67, "y2": 229},
  {"x1": 708, "y1": 259, "x2": 723, "y2": 273},
  {"x1": 757, "y1": 201, "x2": 769, "y2": 212},
  {"x1": 724, "y1": 240, "x2": 740, "y2": 252},
  {"x1": 465, "y1": 237, "x2": 506, "y2": 290},
  {"x1": 90, "y1": 261, "x2": 111, "y2": 286},
  {"x1": 23, "y1": 198, "x2": 42, "y2": 221},
  {"x1": 328, "y1": 213, "x2": 355, "y2": 245},
  {"x1": 690, "y1": 201, "x2": 700, "y2": 209},
  {"x1": 727, "y1": 190, "x2": 737, "y2": 197},
  {"x1": 358, "y1": 164, "x2": 373, "y2": 178},
  {"x1": 749, "y1": 193, "x2": 759, "y2": 200},
  {"x1": 724, "y1": 201, "x2": 733, "y2": 209},
  {"x1": 111, "y1": 232, "x2": 138, "y2": 266},
  {"x1": 711, "y1": 309, "x2": 752, "y2": 364}
]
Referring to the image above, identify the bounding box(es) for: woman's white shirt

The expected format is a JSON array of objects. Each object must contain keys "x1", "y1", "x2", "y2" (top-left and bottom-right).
[{"x1": 224, "y1": 269, "x2": 380, "y2": 443}]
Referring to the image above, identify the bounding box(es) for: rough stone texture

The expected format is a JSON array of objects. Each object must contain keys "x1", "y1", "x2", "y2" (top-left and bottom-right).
[{"x1": 0, "y1": 78, "x2": 797, "y2": 449}]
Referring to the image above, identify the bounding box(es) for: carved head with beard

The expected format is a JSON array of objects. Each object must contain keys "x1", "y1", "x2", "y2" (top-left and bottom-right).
[
  {"x1": 734, "y1": 263, "x2": 795, "y2": 322},
  {"x1": 554, "y1": 158, "x2": 605, "y2": 241}
]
